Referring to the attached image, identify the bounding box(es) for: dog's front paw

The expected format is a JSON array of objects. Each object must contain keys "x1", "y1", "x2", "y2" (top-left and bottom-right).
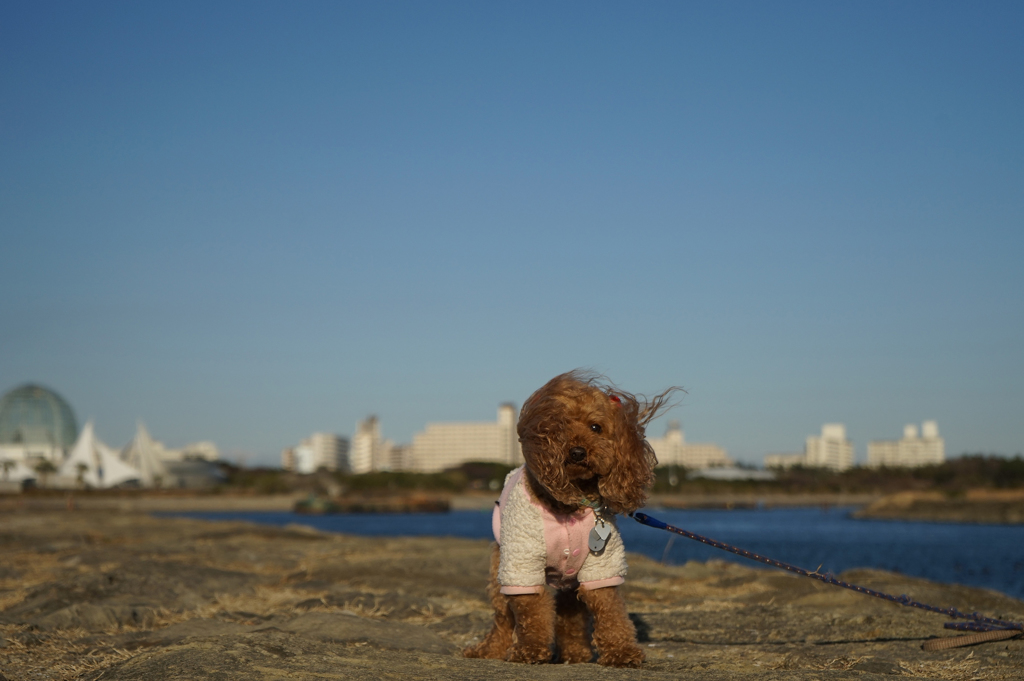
[
  {"x1": 506, "y1": 642, "x2": 552, "y2": 664},
  {"x1": 557, "y1": 641, "x2": 593, "y2": 664},
  {"x1": 463, "y1": 641, "x2": 506, "y2": 660},
  {"x1": 597, "y1": 643, "x2": 645, "y2": 668}
]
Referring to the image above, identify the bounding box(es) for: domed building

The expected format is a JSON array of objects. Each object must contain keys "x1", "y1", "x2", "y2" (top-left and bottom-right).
[{"x1": 0, "y1": 384, "x2": 79, "y2": 465}]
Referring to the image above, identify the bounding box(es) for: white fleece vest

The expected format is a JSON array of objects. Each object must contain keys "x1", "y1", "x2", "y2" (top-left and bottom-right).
[{"x1": 492, "y1": 466, "x2": 627, "y2": 594}]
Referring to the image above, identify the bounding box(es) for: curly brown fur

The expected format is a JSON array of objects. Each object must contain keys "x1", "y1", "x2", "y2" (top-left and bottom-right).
[
  {"x1": 464, "y1": 370, "x2": 680, "y2": 667},
  {"x1": 554, "y1": 589, "x2": 592, "y2": 663},
  {"x1": 579, "y1": 585, "x2": 645, "y2": 667},
  {"x1": 506, "y1": 590, "x2": 556, "y2": 663},
  {"x1": 518, "y1": 370, "x2": 678, "y2": 515}
]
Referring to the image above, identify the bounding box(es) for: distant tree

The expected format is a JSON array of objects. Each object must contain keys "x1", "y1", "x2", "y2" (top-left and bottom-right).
[
  {"x1": 36, "y1": 459, "x2": 58, "y2": 484},
  {"x1": 34, "y1": 459, "x2": 57, "y2": 488},
  {"x1": 75, "y1": 462, "x2": 89, "y2": 488}
]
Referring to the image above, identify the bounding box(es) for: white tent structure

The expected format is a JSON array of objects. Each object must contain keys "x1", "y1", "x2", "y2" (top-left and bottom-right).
[
  {"x1": 60, "y1": 421, "x2": 141, "y2": 488},
  {"x1": 121, "y1": 422, "x2": 169, "y2": 487}
]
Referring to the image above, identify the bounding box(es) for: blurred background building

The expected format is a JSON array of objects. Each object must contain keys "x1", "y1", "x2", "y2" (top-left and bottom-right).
[
  {"x1": 281, "y1": 432, "x2": 350, "y2": 474},
  {"x1": 868, "y1": 421, "x2": 944, "y2": 468},
  {"x1": 805, "y1": 424, "x2": 854, "y2": 471},
  {"x1": 0, "y1": 384, "x2": 78, "y2": 466},
  {"x1": 763, "y1": 451, "x2": 807, "y2": 470},
  {"x1": 0, "y1": 383, "x2": 222, "y2": 490},
  {"x1": 60, "y1": 421, "x2": 141, "y2": 488},
  {"x1": 349, "y1": 416, "x2": 393, "y2": 473},
  {"x1": 118, "y1": 422, "x2": 223, "y2": 488},
  {"x1": 647, "y1": 420, "x2": 731, "y2": 470},
  {"x1": 409, "y1": 404, "x2": 521, "y2": 473},
  {"x1": 764, "y1": 423, "x2": 854, "y2": 471}
]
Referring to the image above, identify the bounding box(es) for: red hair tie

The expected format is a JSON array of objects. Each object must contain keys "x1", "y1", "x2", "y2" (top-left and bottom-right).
[{"x1": 609, "y1": 395, "x2": 621, "y2": 404}]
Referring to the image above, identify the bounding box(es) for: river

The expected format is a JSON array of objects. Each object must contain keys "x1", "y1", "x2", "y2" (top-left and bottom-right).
[{"x1": 158, "y1": 506, "x2": 1024, "y2": 600}]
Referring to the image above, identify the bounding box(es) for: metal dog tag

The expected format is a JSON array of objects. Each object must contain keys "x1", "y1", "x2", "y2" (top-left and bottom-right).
[{"x1": 589, "y1": 521, "x2": 611, "y2": 553}]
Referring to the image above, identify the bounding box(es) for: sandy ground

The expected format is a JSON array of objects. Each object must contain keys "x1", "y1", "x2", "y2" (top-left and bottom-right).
[{"x1": 0, "y1": 510, "x2": 1021, "y2": 680}]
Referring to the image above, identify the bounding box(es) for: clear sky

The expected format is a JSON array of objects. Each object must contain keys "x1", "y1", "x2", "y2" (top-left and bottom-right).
[{"x1": 2, "y1": 1, "x2": 1022, "y2": 466}]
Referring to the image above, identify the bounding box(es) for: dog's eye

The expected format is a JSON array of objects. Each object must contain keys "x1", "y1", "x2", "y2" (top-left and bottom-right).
[{"x1": 590, "y1": 423, "x2": 603, "y2": 434}]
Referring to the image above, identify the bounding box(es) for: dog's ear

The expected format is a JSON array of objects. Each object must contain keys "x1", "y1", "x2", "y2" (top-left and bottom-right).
[
  {"x1": 598, "y1": 387, "x2": 681, "y2": 514},
  {"x1": 516, "y1": 373, "x2": 580, "y2": 507}
]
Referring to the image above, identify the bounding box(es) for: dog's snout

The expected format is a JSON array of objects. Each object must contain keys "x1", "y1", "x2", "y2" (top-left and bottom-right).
[{"x1": 568, "y1": 446, "x2": 587, "y2": 463}]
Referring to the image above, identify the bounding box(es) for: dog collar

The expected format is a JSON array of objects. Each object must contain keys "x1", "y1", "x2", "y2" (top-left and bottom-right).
[{"x1": 579, "y1": 496, "x2": 612, "y2": 521}]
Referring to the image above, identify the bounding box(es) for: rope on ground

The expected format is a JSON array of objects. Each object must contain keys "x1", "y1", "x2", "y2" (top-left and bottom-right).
[{"x1": 922, "y1": 628, "x2": 1021, "y2": 650}]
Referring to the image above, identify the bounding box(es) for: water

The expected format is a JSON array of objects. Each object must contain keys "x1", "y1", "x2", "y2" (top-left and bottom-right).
[{"x1": 158, "y1": 506, "x2": 1024, "y2": 600}]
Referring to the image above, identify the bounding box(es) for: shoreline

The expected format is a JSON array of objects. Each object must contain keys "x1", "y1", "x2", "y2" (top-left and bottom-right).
[
  {"x1": 0, "y1": 491, "x2": 308, "y2": 513},
  {"x1": 0, "y1": 491, "x2": 883, "y2": 513},
  {"x1": 647, "y1": 492, "x2": 881, "y2": 510},
  {"x1": 3, "y1": 489, "x2": 1023, "y2": 524},
  {"x1": 853, "y1": 489, "x2": 1024, "y2": 524}
]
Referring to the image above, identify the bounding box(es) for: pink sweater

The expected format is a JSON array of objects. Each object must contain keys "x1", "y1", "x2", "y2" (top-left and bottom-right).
[{"x1": 492, "y1": 467, "x2": 627, "y2": 594}]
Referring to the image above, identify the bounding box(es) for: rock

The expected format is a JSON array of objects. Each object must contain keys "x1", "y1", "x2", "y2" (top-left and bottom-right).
[
  {"x1": 0, "y1": 510, "x2": 1022, "y2": 680},
  {"x1": 1, "y1": 560, "x2": 266, "y2": 625},
  {"x1": 850, "y1": 658, "x2": 902, "y2": 675},
  {"x1": 281, "y1": 611, "x2": 459, "y2": 654},
  {"x1": 133, "y1": 618, "x2": 255, "y2": 645},
  {"x1": 12, "y1": 632, "x2": 45, "y2": 647},
  {"x1": 34, "y1": 603, "x2": 158, "y2": 631}
]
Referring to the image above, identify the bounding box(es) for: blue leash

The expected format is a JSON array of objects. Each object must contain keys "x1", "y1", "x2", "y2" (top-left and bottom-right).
[{"x1": 630, "y1": 511, "x2": 1023, "y2": 636}]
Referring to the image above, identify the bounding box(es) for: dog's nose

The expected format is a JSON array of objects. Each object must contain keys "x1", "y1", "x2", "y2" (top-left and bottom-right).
[{"x1": 568, "y1": 447, "x2": 587, "y2": 463}]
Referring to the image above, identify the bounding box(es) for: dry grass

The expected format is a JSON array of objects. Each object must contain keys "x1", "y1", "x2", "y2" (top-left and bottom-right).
[
  {"x1": 768, "y1": 650, "x2": 992, "y2": 680},
  {"x1": 898, "y1": 651, "x2": 986, "y2": 681},
  {"x1": 0, "y1": 584, "x2": 412, "y2": 681},
  {"x1": 0, "y1": 624, "x2": 133, "y2": 681},
  {"x1": 0, "y1": 552, "x2": 66, "y2": 611}
]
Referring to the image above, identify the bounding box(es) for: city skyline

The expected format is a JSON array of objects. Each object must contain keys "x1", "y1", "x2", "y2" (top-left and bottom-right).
[
  {"x1": 2, "y1": 3, "x2": 1022, "y2": 466},
  {"x1": 1, "y1": 380, "x2": 969, "y2": 472}
]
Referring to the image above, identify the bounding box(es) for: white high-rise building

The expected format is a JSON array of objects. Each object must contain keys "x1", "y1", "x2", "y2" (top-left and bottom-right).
[
  {"x1": 803, "y1": 423, "x2": 854, "y2": 471},
  {"x1": 867, "y1": 421, "x2": 944, "y2": 468},
  {"x1": 282, "y1": 432, "x2": 349, "y2": 474},
  {"x1": 307, "y1": 432, "x2": 349, "y2": 472},
  {"x1": 409, "y1": 404, "x2": 522, "y2": 473},
  {"x1": 647, "y1": 420, "x2": 731, "y2": 469},
  {"x1": 387, "y1": 444, "x2": 414, "y2": 471},
  {"x1": 350, "y1": 416, "x2": 390, "y2": 474}
]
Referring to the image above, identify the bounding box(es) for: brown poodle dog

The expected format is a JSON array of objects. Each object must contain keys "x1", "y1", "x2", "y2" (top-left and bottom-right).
[{"x1": 464, "y1": 370, "x2": 678, "y2": 667}]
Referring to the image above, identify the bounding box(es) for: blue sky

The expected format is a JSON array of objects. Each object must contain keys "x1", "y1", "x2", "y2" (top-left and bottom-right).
[{"x1": 2, "y1": 1, "x2": 1021, "y2": 466}]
